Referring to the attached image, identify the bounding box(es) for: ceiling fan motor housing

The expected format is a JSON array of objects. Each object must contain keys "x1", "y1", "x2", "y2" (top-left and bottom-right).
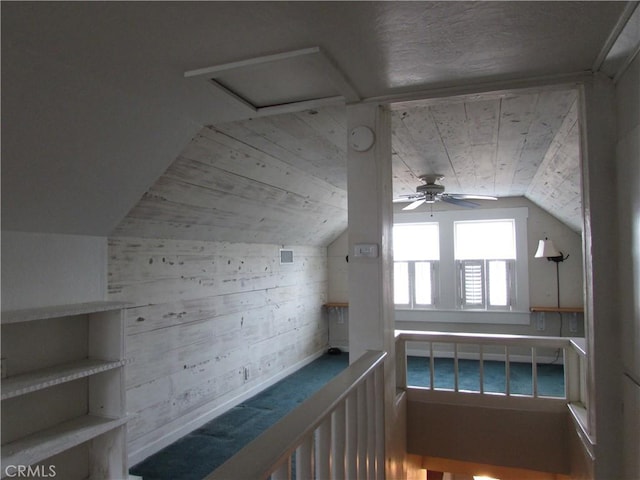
[{"x1": 416, "y1": 182, "x2": 445, "y2": 202}]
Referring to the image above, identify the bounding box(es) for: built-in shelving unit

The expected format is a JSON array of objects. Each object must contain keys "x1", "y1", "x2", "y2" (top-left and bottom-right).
[{"x1": 1, "y1": 301, "x2": 129, "y2": 479}]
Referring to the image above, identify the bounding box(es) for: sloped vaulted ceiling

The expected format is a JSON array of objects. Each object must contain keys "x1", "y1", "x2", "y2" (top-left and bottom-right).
[
  {"x1": 115, "y1": 88, "x2": 583, "y2": 247},
  {"x1": 113, "y1": 107, "x2": 349, "y2": 247}
]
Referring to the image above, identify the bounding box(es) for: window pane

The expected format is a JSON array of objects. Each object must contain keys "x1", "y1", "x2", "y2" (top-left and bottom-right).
[
  {"x1": 393, "y1": 224, "x2": 439, "y2": 261},
  {"x1": 394, "y1": 262, "x2": 410, "y2": 304},
  {"x1": 415, "y1": 262, "x2": 433, "y2": 305},
  {"x1": 488, "y1": 260, "x2": 508, "y2": 306},
  {"x1": 454, "y1": 220, "x2": 516, "y2": 260}
]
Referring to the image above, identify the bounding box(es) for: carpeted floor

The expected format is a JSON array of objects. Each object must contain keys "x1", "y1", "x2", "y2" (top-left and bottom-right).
[
  {"x1": 130, "y1": 353, "x2": 349, "y2": 480},
  {"x1": 130, "y1": 353, "x2": 564, "y2": 480}
]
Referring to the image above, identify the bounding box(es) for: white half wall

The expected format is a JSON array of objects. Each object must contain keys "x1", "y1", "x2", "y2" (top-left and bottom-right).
[{"x1": 1, "y1": 231, "x2": 107, "y2": 311}]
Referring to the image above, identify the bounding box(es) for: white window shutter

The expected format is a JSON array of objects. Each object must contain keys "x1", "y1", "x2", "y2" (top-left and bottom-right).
[{"x1": 459, "y1": 260, "x2": 485, "y2": 307}]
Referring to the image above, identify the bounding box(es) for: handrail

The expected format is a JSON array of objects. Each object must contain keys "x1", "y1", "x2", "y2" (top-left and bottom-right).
[
  {"x1": 205, "y1": 350, "x2": 387, "y2": 480},
  {"x1": 396, "y1": 330, "x2": 590, "y2": 438},
  {"x1": 396, "y1": 329, "x2": 572, "y2": 349}
]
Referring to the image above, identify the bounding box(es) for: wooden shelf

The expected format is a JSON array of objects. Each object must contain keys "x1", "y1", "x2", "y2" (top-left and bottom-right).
[
  {"x1": 1, "y1": 301, "x2": 129, "y2": 325},
  {"x1": 530, "y1": 306, "x2": 584, "y2": 313},
  {"x1": 1, "y1": 414, "x2": 128, "y2": 467},
  {"x1": 1, "y1": 358, "x2": 127, "y2": 400},
  {"x1": 324, "y1": 302, "x2": 348, "y2": 308},
  {"x1": 1, "y1": 301, "x2": 128, "y2": 477}
]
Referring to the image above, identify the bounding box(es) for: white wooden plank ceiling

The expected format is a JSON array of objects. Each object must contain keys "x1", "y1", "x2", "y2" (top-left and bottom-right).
[
  {"x1": 114, "y1": 107, "x2": 349, "y2": 246},
  {"x1": 116, "y1": 87, "x2": 583, "y2": 245}
]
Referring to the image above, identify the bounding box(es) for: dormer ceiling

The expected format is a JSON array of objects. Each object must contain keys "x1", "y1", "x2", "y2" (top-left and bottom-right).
[{"x1": 1, "y1": 2, "x2": 633, "y2": 242}]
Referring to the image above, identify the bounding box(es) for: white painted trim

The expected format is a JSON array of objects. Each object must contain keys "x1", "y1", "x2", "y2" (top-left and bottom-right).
[
  {"x1": 405, "y1": 347, "x2": 562, "y2": 365},
  {"x1": 184, "y1": 47, "x2": 323, "y2": 78},
  {"x1": 128, "y1": 349, "x2": 326, "y2": 467},
  {"x1": 396, "y1": 309, "x2": 531, "y2": 325},
  {"x1": 311, "y1": 47, "x2": 360, "y2": 103},
  {"x1": 592, "y1": 2, "x2": 639, "y2": 72},
  {"x1": 255, "y1": 95, "x2": 346, "y2": 117},
  {"x1": 362, "y1": 71, "x2": 591, "y2": 107},
  {"x1": 206, "y1": 79, "x2": 257, "y2": 113}
]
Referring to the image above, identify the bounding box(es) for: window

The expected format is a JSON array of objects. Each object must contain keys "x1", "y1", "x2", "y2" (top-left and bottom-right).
[
  {"x1": 393, "y1": 207, "x2": 530, "y2": 320},
  {"x1": 455, "y1": 220, "x2": 516, "y2": 310},
  {"x1": 393, "y1": 223, "x2": 439, "y2": 308}
]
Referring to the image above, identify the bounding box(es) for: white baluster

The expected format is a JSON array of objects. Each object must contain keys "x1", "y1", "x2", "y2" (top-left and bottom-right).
[
  {"x1": 479, "y1": 344, "x2": 485, "y2": 394},
  {"x1": 345, "y1": 390, "x2": 358, "y2": 479},
  {"x1": 429, "y1": 342, "x2": 435, "y2": 390},
  {"x1": 296, "y1": 435, "x2": 313, "y2": 480},
  {"x1": 316, "y1": 417, "x2": 331, "y2": 480},
  {"x1": 454, "y1": 343, "x2": 459, "y2": 392},
  {"x1": 532, "y1": 347, "x2": 538, "y2": 398},
  {"x1": 356, "y1": 382, "x2": 368, "y2": 478},
  {"x1": 505, "y1": 346, "x2": 511, "y2": 396},
  {"x1": 374, "y1": 365, "x2": 385, "y2": 480},
  {"x1": 332, "y1": 402, "x2": 346, "y2": 480}
]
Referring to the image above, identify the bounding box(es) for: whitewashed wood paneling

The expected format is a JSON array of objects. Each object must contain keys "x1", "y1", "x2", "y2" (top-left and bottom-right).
[
  {"x1": 112, "y1": 107, "x2": 348, "y2": 247},
  {"x1": 391, "y1": 89, "x2": 582, "y2": 231},
  {"x1": 108, "y1": 236, "x2": 328, "y2": 460}
]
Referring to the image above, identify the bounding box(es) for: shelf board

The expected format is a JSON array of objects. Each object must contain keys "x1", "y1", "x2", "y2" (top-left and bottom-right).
[
  {"x1": 1, "y1": 301, "x2": 129, "y2": 325},
  {"x1": 1, "y1": 414, "x2": 128, "y2": 467},
  {"x1": 2, "y1": 359, "x2": 126, "y2": 400},
  {"x1": 324, "y1": 302, "x2": 349, "y2": 308},
  {"x1": 530, "y1": 306, "x2": 584, "y2": 313}
]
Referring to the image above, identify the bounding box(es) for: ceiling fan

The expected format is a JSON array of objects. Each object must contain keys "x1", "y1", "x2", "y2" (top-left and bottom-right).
[{"x1": 394, "y1": 174, "x2": 498, "y2": 210}]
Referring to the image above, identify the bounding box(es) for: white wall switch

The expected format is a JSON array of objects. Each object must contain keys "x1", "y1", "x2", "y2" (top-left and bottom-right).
[{"x1": 354, "y1": 243, "x2": 378, "y2": 258}]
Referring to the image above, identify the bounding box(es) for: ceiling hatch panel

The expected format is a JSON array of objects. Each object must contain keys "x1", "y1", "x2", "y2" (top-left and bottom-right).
[{"x1": 185, "y1": 47, "x2": 360, "y2": 114}]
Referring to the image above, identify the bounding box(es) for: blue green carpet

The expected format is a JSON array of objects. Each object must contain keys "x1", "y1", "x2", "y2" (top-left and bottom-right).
[
  {"x1": 130, "y1": 353, "x2": 563, "y2": 479},
  {"x1": 130, "y1": 353, "x2": 349, "y2": 480}
]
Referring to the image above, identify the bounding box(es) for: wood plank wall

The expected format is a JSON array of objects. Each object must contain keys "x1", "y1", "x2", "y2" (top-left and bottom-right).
[{"x1": 108, "y1": 236, "x2": 328, "y2": 461}]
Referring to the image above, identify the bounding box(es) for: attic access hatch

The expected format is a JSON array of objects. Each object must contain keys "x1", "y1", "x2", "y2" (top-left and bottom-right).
[{"x1": 185, "y1": 47, "x2": 360, "y2": 115}]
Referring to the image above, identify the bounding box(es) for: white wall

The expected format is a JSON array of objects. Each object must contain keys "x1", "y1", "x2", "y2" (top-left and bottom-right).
[
  {"x1": 1, "y1": 231, "x2": 107, "y2": 310},
  {"x1": 327, "y1": 196, "x2": 584, "y2": 336},
  {"x1": 108, "y1": 236, "x2": 329, "y2": 465},
  {"x1": 615, "y1": 52, "x2": 640, "y2": 480}
]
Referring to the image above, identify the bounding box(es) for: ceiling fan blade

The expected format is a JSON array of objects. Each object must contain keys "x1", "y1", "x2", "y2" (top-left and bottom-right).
[
  {"x1": 441, "y1": 196, "x2": 480, "y2": 208},
  {"x1": 448, "y1": 193, "x2": 498, "y2": 200},
  {"x1": 393, "y1": 195, "x2": 421, "y2": 203},
  {"x1": 402, "y1": 199, "x2": 426, "y2": 210}
]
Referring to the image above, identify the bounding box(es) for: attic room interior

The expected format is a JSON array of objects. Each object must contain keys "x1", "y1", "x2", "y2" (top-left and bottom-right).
[{"x1": 1, "y1": 2, "x2": 638, "y2": 480}]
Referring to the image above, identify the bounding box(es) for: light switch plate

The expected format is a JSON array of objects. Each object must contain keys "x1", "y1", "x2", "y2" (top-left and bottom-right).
[{"x1": 354, "y1": 243, "x2": 378, "y2": 258}]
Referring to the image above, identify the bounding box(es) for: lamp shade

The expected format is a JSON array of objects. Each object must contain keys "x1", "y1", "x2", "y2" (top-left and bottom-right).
[{"x1": 535, "y1": 239, "x2": 561, "y2": 258}]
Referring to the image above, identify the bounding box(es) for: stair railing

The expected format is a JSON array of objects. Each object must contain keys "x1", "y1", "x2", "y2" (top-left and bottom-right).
[
  {"x1": 204, "y1": 350, "x2": 387, "y2": 480},
  {"x1": 395, "y1": 330, "x2": 590, "y2": 436}
]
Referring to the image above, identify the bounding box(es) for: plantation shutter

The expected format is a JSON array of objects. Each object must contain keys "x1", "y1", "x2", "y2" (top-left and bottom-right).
[{"x1": 459, "y1": 260, "x2": 485, "y2": 307}]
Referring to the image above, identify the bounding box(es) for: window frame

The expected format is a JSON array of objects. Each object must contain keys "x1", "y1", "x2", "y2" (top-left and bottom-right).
[
  {"x1": 392, "y1": 222, "x2": 440, "y2": 309},
  {"x1": 393, "y1": 260, "x2": 439, "y2": 309},
  {"x1": 394, "y1": 207, "x2": 530, "y2": 324}
]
